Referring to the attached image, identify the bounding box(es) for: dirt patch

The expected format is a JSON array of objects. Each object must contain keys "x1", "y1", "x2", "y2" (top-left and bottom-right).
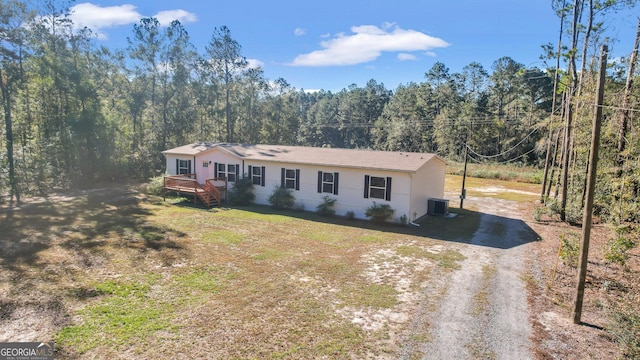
[
  {"x1": 1, "y1": 182, "x2": 636, "y2": 359},
  {"x1": 413, "y1": 195, "x2": 536, "y2": 359},
  {"x1": 526, "y1": 214, "x2": 639, "y2": 359},
  {"x1": 0, "y1": 299, "x2": 70, "y2": 342}
]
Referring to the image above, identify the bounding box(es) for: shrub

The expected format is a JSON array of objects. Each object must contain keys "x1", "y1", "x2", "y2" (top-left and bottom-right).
[
  {"x1": 229, "y1": 175, "x2": 255, "y2": 205},
  {"x1": 365, "y1": 202, "x2": 395, "y2": 224},
  {"x1": 145, "y1": 175, "x2": 165, "y2": 195},
  {"x1": 533, "y1": 206, "x2": 544, "y2": 222},
  {"x1": 316, "y1": 196, "x2": 337, "y2": 216},
  {"x1": 268, "y1": 186, "x2": 295, "y2": 209},
  {"x1": 545, "y1": 197, "x2": 561, "y2": 217},
  {"x1": 533, "y1": 198, "x2": 562, "y2": 221},
  {"x1": 345, "y1": 211, "x2": 356, "y2": 220},
  {"x1": 603, "y1": 226, "x2": 636, "y2": 267},
  {"x1": 608, "y1": 294, "x2": 640, "y2": 358},
  {"x1": 559, "y1": 233, "x2": 580, "y2": 268}
]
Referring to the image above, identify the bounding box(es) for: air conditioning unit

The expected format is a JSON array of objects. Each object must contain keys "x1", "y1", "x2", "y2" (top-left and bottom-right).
[{"x1": 428, "y1": 198, "x2": 449, "y2": 216}]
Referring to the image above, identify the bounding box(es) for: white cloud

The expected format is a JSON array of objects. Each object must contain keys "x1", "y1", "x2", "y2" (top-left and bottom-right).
[
  {"x1": 70, "y1": 3, "x2": 141, "y2": 39},
  {"x1": 246, "y1": 58, "x2": 264, "y2": 69},
  {"x1": 288, "y1": 24, "x2": 449, "y2": 67},
  {"x1": 69, "y1": 2, "x2": 196, "y2": 40},
  {"x1": 294, "y1": 27, "x2": 306, "y2": 36},
  {"x1": 398, "y1": 53, "x2": 418, "y2": 61},
  {"x1": 153, "y1": 9, "x2": 197, "y2": 26}
]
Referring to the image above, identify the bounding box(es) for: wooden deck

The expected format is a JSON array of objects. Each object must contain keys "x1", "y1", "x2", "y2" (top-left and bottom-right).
[{"x1": 163, "y1": 174, "x2": 225, "y2": 207}]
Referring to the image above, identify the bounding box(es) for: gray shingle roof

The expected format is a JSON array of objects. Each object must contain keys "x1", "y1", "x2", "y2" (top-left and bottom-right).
[{"x1": 163, "y1": 143, "x2": 445, "y2": 172}]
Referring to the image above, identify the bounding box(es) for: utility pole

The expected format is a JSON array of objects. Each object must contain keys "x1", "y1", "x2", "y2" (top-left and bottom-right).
[
  {"x1": 460, "y1": 143, "x2": 468, "y2": 209},
  {"x1": 572, "y1": 44, "x2": 607, "y2": 324}
]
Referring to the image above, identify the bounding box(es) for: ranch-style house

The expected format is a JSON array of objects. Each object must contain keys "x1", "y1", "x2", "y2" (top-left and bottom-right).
[{"x1": 162, "y1": 143, "x2": 447, "y2": 222}]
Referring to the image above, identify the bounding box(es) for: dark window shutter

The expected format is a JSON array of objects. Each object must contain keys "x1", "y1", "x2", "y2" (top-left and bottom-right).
[
  {"x1": 261, "y1": 166, "x2": 266, "y2": 186},
  {"x1": 175, "y1": 159, "x2": 179, "y2": 175},
  {"x1": 214, "y1": 162, "x2": 218, "y2": 178},
  {"x1": 317, "y1": 171, "x2": 322, "y2": 193},
  {"x1": 295, "y1": 169, "x2": 300, "y2": 191},
  {"x1": 248, "y1": 165, "x2": 253, "y2": 179},
  {"x1": 364, "y1": 175, "x2": 370, "y2": 198},
  {"x1": 385, "y1": 177, "x2": 392, "y2": 201},
  {"x1": 235, "y1": 164, "x2": 240, "y2": 178},
  {"x1": 188, "y1": 160, "x2": 192, "y2": 174},
  {"x1": 281, "y1": 168, "x2": 285, "y2": 188},
  {"x1": 334, "y1": 172, "x2": 339, "y2": 195}
]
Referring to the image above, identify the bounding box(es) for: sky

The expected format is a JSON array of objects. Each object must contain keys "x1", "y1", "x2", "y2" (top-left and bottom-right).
[{"x1": 66, "y1": 0, "x2": 640, "y2": 92}]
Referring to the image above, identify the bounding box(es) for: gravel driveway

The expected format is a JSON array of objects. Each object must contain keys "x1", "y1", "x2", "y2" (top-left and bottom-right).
[{"x1": 406, "y1": 196, "x2": 538, "y2": 360}]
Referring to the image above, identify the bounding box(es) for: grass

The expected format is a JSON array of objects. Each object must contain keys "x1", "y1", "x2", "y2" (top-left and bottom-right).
[
  {"x1": 419, "y1": 208, "x2": 482, "y2": 243},
  {"x1": 446, "y1": 174, "x2": 541, "y2": 203},
  {"x1": 339, "y1": 284, "x2": 399, "y2": 308},
  {"x1": 58, "y1": 276, "x2": 178, "y2": 353},
  {"x1": 447, "y1": 161, "x2": 543, "y2": 184},
  {"x1": 472, "y1": 265, "x2": 497, "y2": 317},
  {"x1": 0, "y1": 186, "x2": 485, "y2": 359}
]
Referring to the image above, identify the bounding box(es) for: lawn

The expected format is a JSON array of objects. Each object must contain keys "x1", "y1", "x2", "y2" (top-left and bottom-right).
[
  {"x1": 446, "y1": 174, "x2": 541, "y2": 203},
  {"x1": 0, "y1": 185, "x2": 479, "y2": 359}
]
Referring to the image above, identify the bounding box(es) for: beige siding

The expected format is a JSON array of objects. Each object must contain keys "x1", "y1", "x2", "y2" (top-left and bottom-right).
[
  {"x1": 239, "y1": 162, "x2": 412, "y2": 220},
  {"x1": 163, "y1": 144, "x2": 446, "y2": 222},
  {"x1": 409, "y1": 158, "x2": 447, "y2": 221},
  {"x1": 164, "y1": 154, "x2": 195, "y2": 176}
]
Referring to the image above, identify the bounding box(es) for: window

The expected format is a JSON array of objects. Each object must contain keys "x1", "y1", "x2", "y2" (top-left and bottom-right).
[
  {"x1": 317, "y1": 171, "x2": 339, "y2": 195},
  {"x1": 217, "y1": 163, "x2": 226, "y2": 179},
  {"x1": 177, "y1": 159, "x2": 191, "y2": 175},
  {"x1": 281, "y1": 168, "x2": 300, "y2": 190},
  {"x1": 252, "y1": 166, "x2": 262, "y2": 185},
  {"x1": 227, "y1": 164, "x2": 237, "y2": 182},
  {"x1": 248, "y1": 165, "x2": 265, "y2": 186},
  {"x1": 364, "y1": 175, "x2": 392, "y2": 201},
  {"x1": 214, "y1": 163, "x2": 238, "y2": 182},
  {"x1": 202, "y1": 161, "x2": 209, "y2": 168}
]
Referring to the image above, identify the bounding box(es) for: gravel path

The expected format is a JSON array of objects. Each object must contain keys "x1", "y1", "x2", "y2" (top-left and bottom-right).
[{"x1": 410, "y1": 197, "x2": 536, "y2": 360}]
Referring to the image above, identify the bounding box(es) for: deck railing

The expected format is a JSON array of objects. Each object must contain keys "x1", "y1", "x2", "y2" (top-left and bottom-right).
[
  {"x1": 204, "y1": 179, "x2": 222, "y2": 205},
  {"x1": 163, "y1": 174, "x2": 226, "y2": 206},
  {"x1": 164, "y1": 175, "x2": 199, "y2": 192}
]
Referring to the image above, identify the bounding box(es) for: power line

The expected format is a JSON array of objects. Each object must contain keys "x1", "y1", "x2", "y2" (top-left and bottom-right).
[
  {"x1": 465, "y1": 128, "x2": 539, "y2": 159},
  {"x1": 312, "y1": 115, "x2": 537, "y2": 129},
  {"x1": 597, "y1": 104, "x2": 640, "y2": 113}
]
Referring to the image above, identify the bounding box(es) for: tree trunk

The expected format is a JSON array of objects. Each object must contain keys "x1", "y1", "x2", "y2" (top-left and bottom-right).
[
  {"x1": 541, "y1": 0, "x2": 567, "y2": 202},
  {"x1": 577, "y1": 0, "x2": 593, "y2": 97},
  {"x1": 618, "y1": 14, "x2": 640, "y2": 159},
  {"x1": 560, "y1": 0, "x2": 582, "y2": 222},
  {"x1": 0, "y1": 69, "x2": 21, "y2": 205}
]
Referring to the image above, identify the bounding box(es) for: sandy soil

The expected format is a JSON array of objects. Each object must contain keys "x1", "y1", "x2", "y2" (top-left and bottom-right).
[
  {"x1": 2, "y1": 184, "x2": 635, "y2": 359},
  {"x1": 401, "y1": 195, "x2": 538, "y2": 360}
]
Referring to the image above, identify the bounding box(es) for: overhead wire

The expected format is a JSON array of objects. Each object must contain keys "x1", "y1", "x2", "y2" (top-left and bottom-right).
[{"x1": 465, "y1": 128, "x2": 539, "y2": 159}]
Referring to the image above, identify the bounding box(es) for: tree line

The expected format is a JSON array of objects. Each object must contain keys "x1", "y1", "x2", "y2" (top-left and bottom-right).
[{"x1": 1, "y1": 0, "x2": 639, "y2": 228}]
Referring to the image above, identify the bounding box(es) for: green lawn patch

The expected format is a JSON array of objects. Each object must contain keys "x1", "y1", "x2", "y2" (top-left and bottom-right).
[
  {"x1": 57, "y1": 277, "x2": 177, "y2": 353},
  {"x1": 340, "y1": 283, "x2": 399, "y2": 309}
]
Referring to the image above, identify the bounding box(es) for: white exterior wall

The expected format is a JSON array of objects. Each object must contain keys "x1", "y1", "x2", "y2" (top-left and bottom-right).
[
  {"x1": 164, "y1": 149, "x2": 445, "y2": 222},
  {"x1": 241, "y1": 161, "x2": 412, "y2": 221},
  {"x1": 164, "y1": 154, "x2": 196, "y2": 176},
  {"x1": 409, "y1": 158, "x2": 447, "y2": 221},
  {"x1": 195, "y1": 149, "x2": 242, "y2": 186}
]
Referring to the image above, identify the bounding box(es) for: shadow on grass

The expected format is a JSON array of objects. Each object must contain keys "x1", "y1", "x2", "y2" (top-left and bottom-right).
[
  {"x1": 173, "y1": 201, "x2": 541, "y2": 250},
  {"x1": 0, "y1": 187, "x2": 188, "y2": 277}
]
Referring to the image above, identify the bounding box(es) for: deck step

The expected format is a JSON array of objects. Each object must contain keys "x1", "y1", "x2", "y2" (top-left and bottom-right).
[{"x1": 163, "y1": 175, "x2": 222, "y2": 208}]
